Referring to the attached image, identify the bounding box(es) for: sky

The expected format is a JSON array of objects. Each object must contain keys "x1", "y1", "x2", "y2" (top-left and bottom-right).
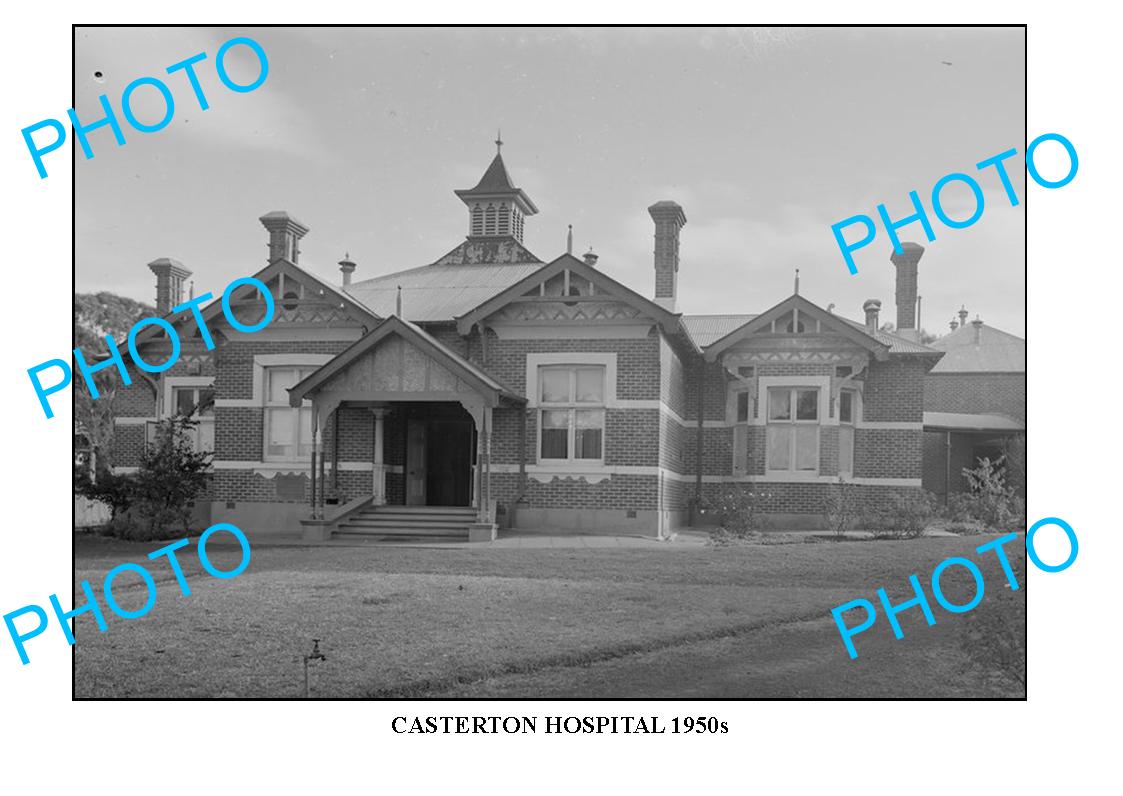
[{"x1": 74, "y1": 26, "x2": 1026, "y2": 336}]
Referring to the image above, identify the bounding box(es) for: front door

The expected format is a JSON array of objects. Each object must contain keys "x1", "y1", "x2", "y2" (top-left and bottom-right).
[
  {"x1": 406, "y1": 419, "x2": 427, "y2": 505},
  {"x1": 427, "y1": 419, "x2": 473, "y2": 506}
]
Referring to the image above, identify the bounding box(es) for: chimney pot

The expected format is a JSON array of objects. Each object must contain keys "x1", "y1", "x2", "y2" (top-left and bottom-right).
[
  {"x1": 583, "y1": 248, "x2": 599, "y2": 268},
  {"x1": 339, "y1": 253, "x2": 356, "y2": 286},
  {"x1": 147, "y1": 257, "x2": 193, "y2": 315},
  {"x1": 862, "y1": 298, "x2": 882, "y2": 332},
  {"x1": 889, "y1": 242, "x2": 924, "y2": 331},
  {"x1": 648, "y1": 200, "x2": 686, "y2": 312},
  {"x1": 259, "y1": 211, "x2": 310, "y2": 264}
]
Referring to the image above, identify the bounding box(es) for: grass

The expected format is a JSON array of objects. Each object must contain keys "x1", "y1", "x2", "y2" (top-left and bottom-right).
[{"x1": 73, "y1": 533, "x2": 1026, "y2": 698}]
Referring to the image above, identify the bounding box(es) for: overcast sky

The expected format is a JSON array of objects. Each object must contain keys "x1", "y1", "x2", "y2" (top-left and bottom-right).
[{"x1": 75, "y1": 26, "x2": 1025, "y2": 336}]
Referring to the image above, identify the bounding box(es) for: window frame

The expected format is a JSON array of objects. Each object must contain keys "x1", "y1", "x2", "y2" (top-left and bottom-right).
[
  {"x1": 262, "y1": 365, "x2": 319, "y2": 463},
  {"x1": 765, "y1": 385, "x2": 822, "y2": 474},
  {"x1": 536, "y1": 364, "x2": 607, "y2": 465}
]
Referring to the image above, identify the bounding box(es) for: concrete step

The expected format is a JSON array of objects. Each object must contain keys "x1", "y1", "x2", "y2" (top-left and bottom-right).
[
  {"x1": 335, "y1": 526, "x2": 469, "y2": 538},
  {"x1": 341, "y1": 519, "x2": 472, "y2": 531}
]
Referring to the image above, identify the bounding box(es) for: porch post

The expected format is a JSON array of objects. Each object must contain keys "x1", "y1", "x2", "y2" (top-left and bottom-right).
[
  {"x1": 309, "y1": 404, "x2": 320, "y2": 519},
  {"x1": 482, "y1": 406, "x2": 492, "y2": 523},
  {"x1": 370, "y1": 407, "x2": 388, "y2": 505}
]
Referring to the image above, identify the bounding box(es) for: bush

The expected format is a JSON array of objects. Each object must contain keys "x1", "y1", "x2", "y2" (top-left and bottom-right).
[
  {"x1": 707, "y1": 485, "x2": 770, "y2": 545},
  {"x1": 865, "y1": 491, "x2": 936, "y2": 540},
  {"x1": 821, "y1": 476, "x2": 860, "y2": 540},
  {"x1": 80, "y1": 416, "x2": 212, "y2": 540},
  {"x1": 74, "y1": 464, "x2": 136, "y2": 521},
  {"x1": 946, "y1": 455, "x2": 1025, "y2": 533}
]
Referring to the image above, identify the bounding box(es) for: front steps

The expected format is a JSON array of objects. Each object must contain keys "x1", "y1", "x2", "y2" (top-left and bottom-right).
[{"x1": 335, "y1": 505, "x2": 478, "y2": 541}]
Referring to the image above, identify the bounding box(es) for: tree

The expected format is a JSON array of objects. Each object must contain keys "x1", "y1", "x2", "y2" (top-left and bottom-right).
[
  {"x1": 73, "y1": 292, "x2": 157, "y2": 479},
  {"x1": 131, "y1": 415, "x2": 213, "y2": 537},
  {"x1": 878, "y1": 321, "x2": 938, "y2": 345}
]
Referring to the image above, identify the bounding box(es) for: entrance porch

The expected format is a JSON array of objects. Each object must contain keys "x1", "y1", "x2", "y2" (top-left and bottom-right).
[{"x1": 286, "y1": 317, "x2": 525, "y2": 541}]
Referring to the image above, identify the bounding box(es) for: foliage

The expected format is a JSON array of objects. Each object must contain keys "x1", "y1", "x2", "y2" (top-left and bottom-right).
[
  {"x1": 74, "y1": 463, "x2": 136, "y2": 520},
  {"x1": 86, "y1": 416, "x2": 213, "y2": 541},
  {"x1": 73, "y1": 292, "x2": 157, "y2": 475},
  {"x1": 865, "y1": 490, "x2": 936, "y2": 540},
  {"x1": 821, "y1": 476, "x2": 860, "y2": 540},
  {"x1": 707, "y1": 485, "x2": 770, "y2": 545},
  {"x1": 958, "y1": 455, "x2": 1025, "y2": 532},
  {"x1": 878, "y1": 321, "x2": 938, "y2": 344}
]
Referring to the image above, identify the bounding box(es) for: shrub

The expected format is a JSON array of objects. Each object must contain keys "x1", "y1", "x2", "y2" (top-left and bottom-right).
[
  {"x1": 87, "y1": 416, "x2": 213, "y2": 541},
  {"x1": 74, "y1": 464, "x2": 136, "y2": 521},
  {"x1": 865, "y1": 491, "x2": 936, "y2": 540},
  {"x1": 707, "y1": 485, "x2": 770, "y2": 545},
  {"x1": 949, "y1": 455, "x2": 1025, "y2": 533},
  {"x1": 821, "y1": 476, "x2": 860, "y2": 540}
]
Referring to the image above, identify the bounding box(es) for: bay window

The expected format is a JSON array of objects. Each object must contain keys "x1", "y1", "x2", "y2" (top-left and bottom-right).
[
  {"x1": 766, "y1": 386, "x2": 820, "y2": 472},
  {"x1": 538, "y1": 365, "x2": 605, "y2": 462}
]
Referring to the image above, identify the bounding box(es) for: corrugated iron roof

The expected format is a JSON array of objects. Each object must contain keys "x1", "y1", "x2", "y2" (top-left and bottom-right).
[
  {"x1": 928, "y1": 323, "x2": 1025, "y2": 373},
  {"x1": 681, "y1": 314, "x2": 757, "y2": 348},
  {"x1": 681, "y1": 312, "x2": 940, "y2": 355},
  {"x1": 344, "y1": 261, "x2": 544, "y2": 322},
  {"x1": 923, "y1": 411, "x2": 1025, "y2": 432}
]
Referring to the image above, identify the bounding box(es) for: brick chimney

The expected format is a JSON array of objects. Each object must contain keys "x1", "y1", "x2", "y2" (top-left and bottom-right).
[
  {"x1": 972, "y1": 317, "x2": 984, "y2": 344},
  {"x1": 259, "y1": 211, "x2": 309, "y2": 264},
  {"x1": 958, "y1": 305, "x2": 969, "y2": 329},
  {"x1": 648, "y1": 200, "x2": 686, "y2": 311},
  {"x1": 338, "y1": 253, "x2": 356, "y2": 286},
  {"x1": 148, "y1": 258, "x2": 192, "y2": 315},
  {"x1": 583, "y1": 248, "x2": 599, "y2": 268},
  {"x1": 863, "y1": 299, "x2": 881, "y2": 332},
  {"x1": 890, "y1": 242, "x2": 924, "y2": 333}
]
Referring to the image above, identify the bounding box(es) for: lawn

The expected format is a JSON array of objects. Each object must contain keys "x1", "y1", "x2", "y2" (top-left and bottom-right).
[{"x1": 72, "y1": 533, "x2": 1026, "y2": 698}]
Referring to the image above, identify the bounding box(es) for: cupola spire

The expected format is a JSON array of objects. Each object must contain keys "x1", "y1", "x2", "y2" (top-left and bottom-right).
[{"x1": 454, "y1": 138, "x2": 538, "y2": 243}]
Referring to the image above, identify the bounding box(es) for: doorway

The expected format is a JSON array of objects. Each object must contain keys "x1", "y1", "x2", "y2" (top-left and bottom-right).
[{"x1": 404, "y1": 404, "x2": 475, "y2": 507}]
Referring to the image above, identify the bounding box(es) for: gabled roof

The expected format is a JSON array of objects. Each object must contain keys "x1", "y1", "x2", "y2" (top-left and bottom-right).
[
  {"x1": 453, "y1": 253, "x2": 689, "y2": 342},
  {"x1": 131, "y1": 258, "x2": 379, "y2": 348},
  {"x1": 288, "y1": 315, "x2": 523, "y2": 407},
  {"x1": 701, "y1": 294, "x2": 893, "y2": 362},
  {"x1": 929, "y1": 322, "x2": 1025, "y2": 373},
  {"x1": 344, "y1": 261, "x2": 544, "y2": 322}
]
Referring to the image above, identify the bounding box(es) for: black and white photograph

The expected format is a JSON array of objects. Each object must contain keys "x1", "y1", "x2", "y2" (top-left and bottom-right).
[{"x1": 66, "y1": 25, "x2": 1030, "y2": 700}]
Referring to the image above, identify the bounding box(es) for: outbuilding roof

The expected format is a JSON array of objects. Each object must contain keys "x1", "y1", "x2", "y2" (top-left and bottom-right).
[
  {"x1": 923, "y1": 411, "x2": 1025, "y2": 433},
  {"x1": 928, "y1": 322, "x2": 1025, "y2": 373}
]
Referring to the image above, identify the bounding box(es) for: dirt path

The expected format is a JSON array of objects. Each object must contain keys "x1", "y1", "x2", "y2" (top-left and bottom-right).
[{"x1": 429, "y1": 610, "x2": 1021, "y2": 699}]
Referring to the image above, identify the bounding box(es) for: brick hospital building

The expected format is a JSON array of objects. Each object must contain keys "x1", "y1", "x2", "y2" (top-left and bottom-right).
[{"x1": 110, "y1": 145, "x2": 976, "y2": 541}]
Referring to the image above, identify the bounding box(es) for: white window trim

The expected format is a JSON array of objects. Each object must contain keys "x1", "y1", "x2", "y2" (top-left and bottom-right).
[
  {"x1": 163, "y1": 376, "x2": 214, "y2": 419},
  {"x1": 214, "y1": 353, "x2": 334, "y2": 408},
  {"x1": 758, "y1": 376, "x2": 831, "y2": 476},
  {"x1": 536, "y1": 364, "x2": 607, "y2": 466},
  {"x1": 262, "y1": 364, "x2": 322, "y2": 464},
  {"x1": 525, "y1": 352, "x2": 618, "y2": 408}
]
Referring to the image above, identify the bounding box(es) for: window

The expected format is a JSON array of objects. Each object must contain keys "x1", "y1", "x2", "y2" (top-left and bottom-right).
[
  {"x1": 264, "y1": 367, "x2": 318, "y2": 461},
  {"x1": 171, "y1": 385, "x2": 214, "y2": 452},
  {"x1": 766, "y1": 387, "x2": 819, "y2": 472},
  {"x1": 839, "y1": 389, "x2": 855, "y2": 476},
  {"x1": 736, "y1": 391, "x2": 750, "y2": 423},
  {"x1": 538, "y1": 365, "x2": 605, "y2": 462}
]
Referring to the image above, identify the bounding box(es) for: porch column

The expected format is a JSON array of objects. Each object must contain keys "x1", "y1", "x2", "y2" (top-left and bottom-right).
[
  {"x1": 370, "y1": 407, "x2": 388, "y2": 505},
  {"x1": 309, "y1": 406, "x2": 320, "y2": 519},
  {"x1": 482, "y1": 406, "x2": 492, "y2": 523}
]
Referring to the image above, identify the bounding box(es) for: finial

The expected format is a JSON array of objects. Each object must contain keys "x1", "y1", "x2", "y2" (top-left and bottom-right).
[
  {"x1": 495, "y1": 129, "x2": 503, "y2": 153},
  {"x1": 567, "y1": 224, "x2": 573, "y2": 255},
  {"x1": 396, "y1": 285, "x2": 402, "y2": 317},
  {"x1": 794, "y1": 268, "x2": 800, "y2": 295}
]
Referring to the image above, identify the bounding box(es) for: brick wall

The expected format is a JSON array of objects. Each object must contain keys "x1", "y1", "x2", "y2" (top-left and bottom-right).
[
  {"x1": 925, "y1": 372, "x2": 1026, "y2": 421},
  {"x1": 863, "y1": 356, "x2": 928, "y2": 422}
]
